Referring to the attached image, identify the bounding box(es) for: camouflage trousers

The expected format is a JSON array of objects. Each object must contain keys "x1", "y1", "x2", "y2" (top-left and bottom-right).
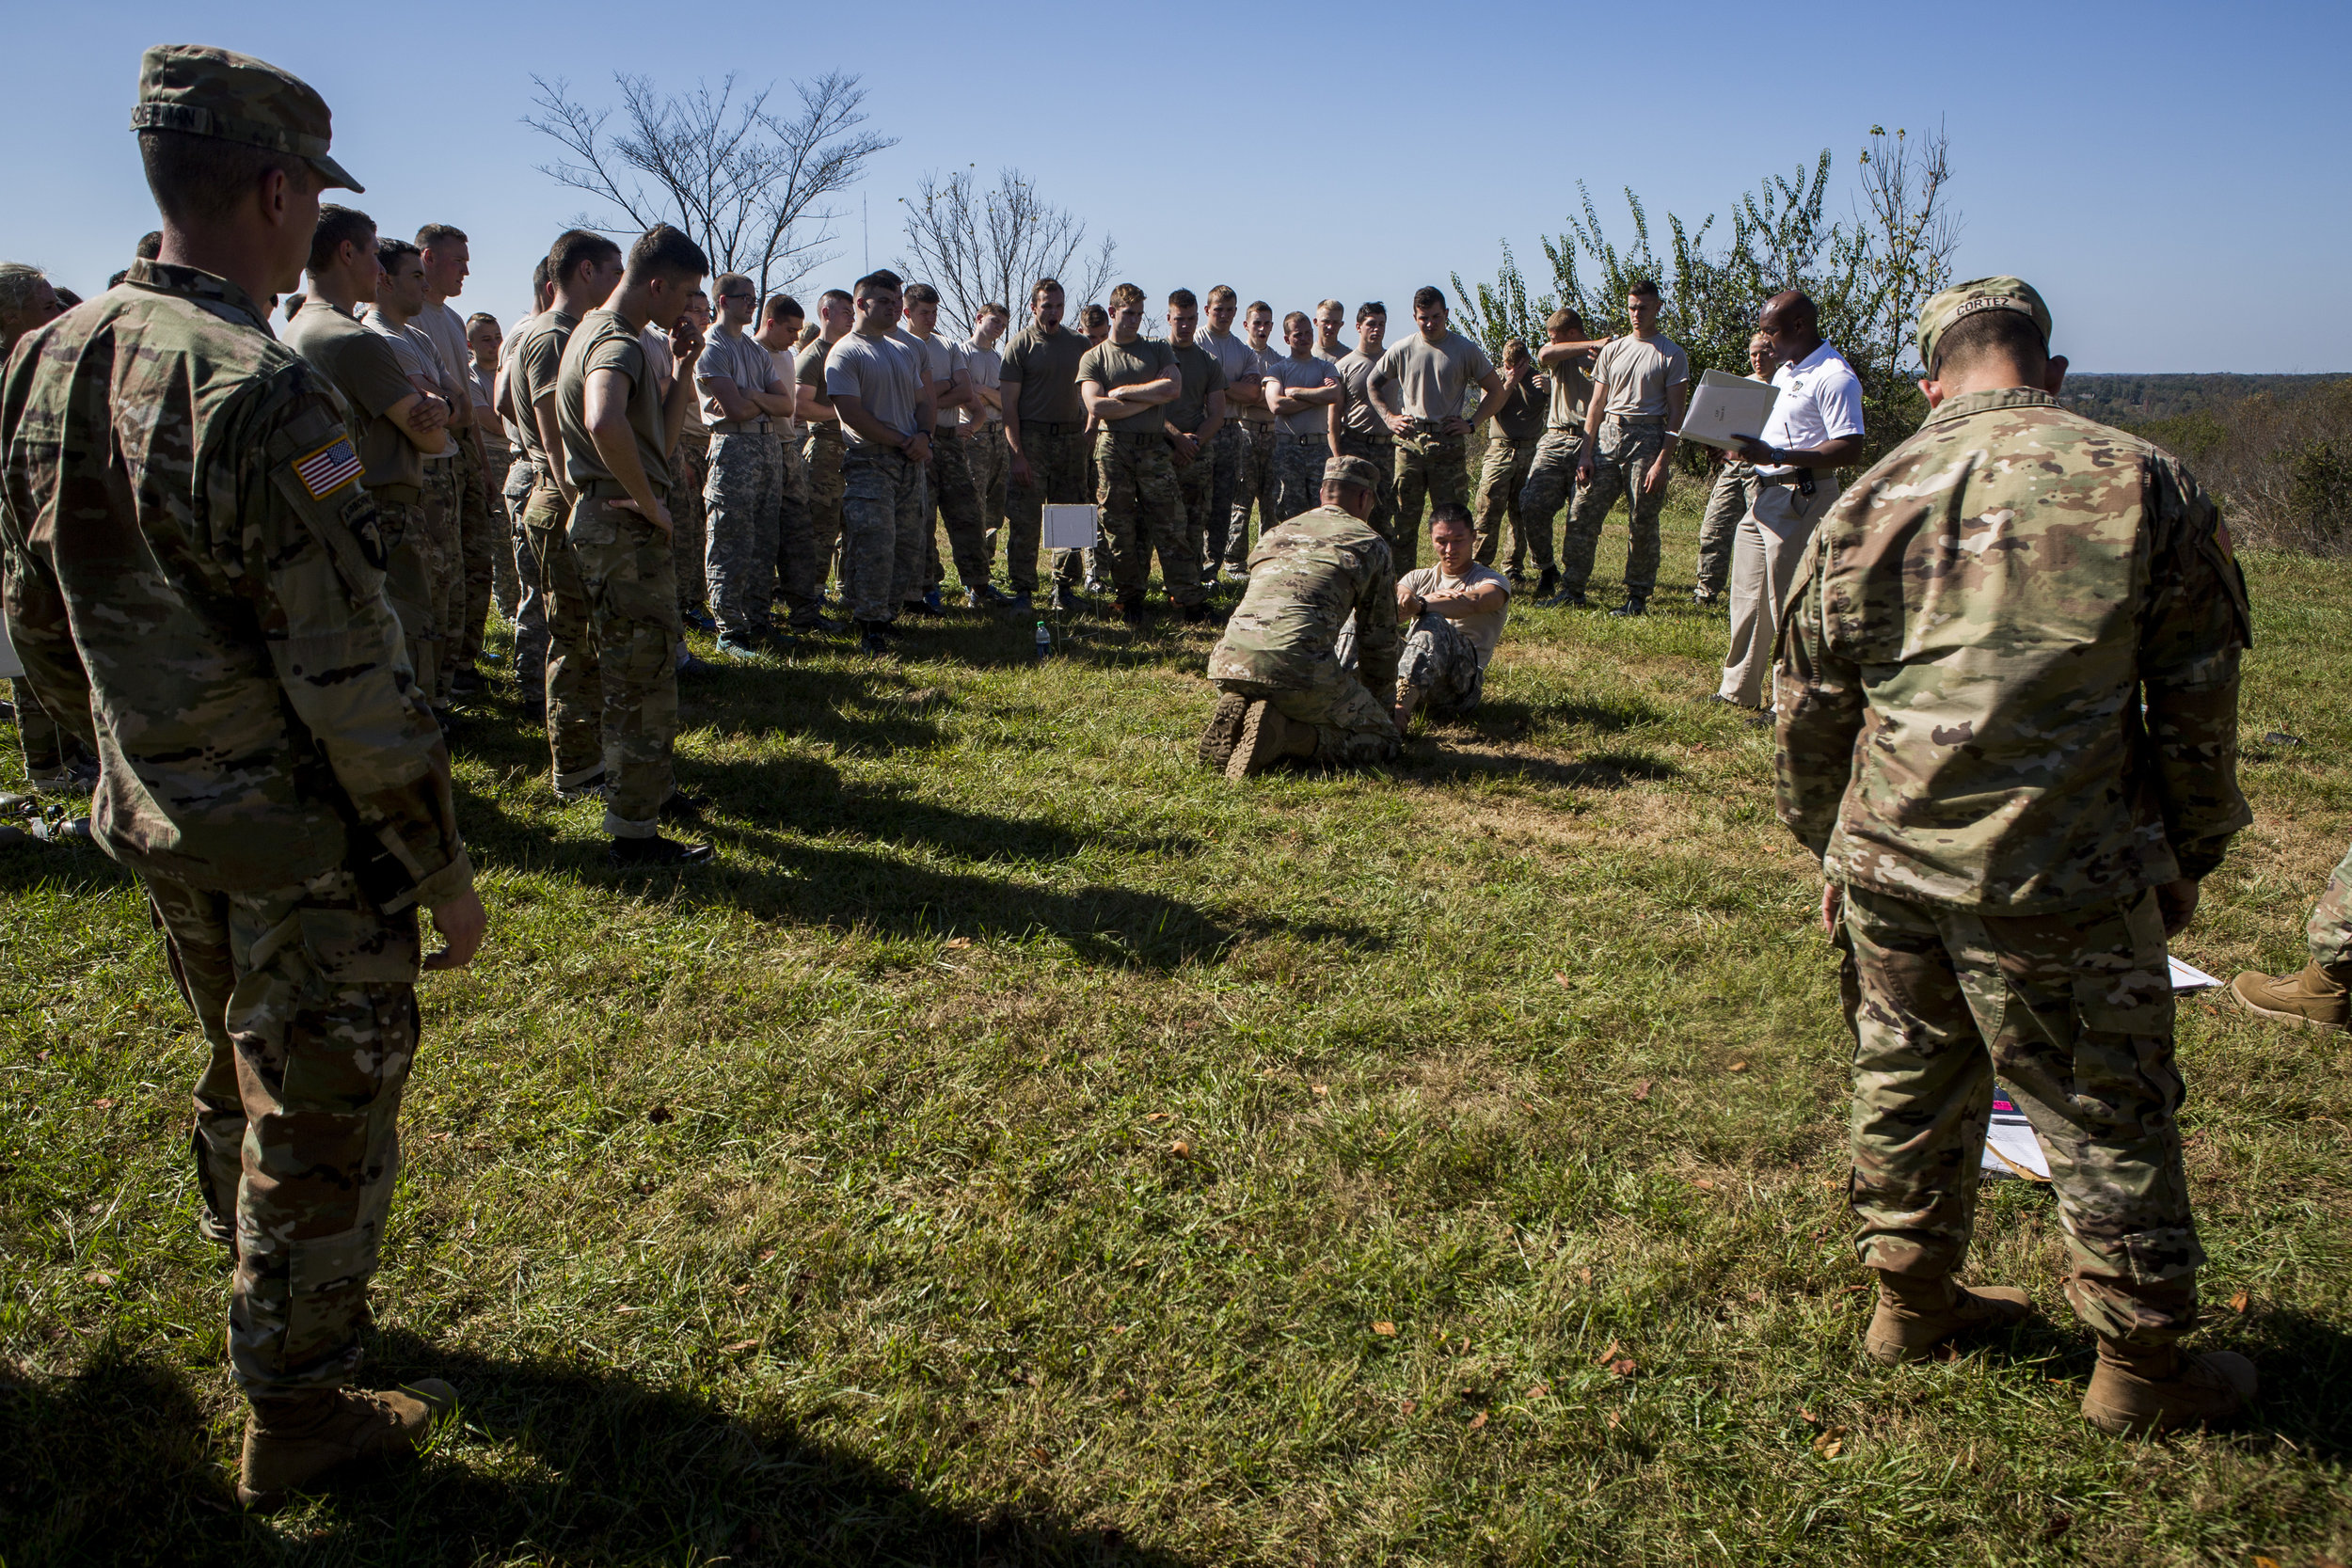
[
  {"x1": 1561, "y1": 416, "x2": 1668, "y2": 598},
  {"x1": 520, "y1": 484, "x2": 604, "y2": 793},
  {"x1": 1338, "y1": 609, "x2": 1485, "y2": 717},
  {"x1": 926, "y1": 427, "x2": 993, "y2": 594},
  {"x1": 453, "y1": 430, "x2": 497, "y2": 671},
  {"x1": 1224, "y1": 422, "x2": 1278, "y2": 569},
  {"x1": 418, "y1": 462, "x2": 463, "y2": 704},
  {"x1": 10, "y1": 676, "x2": 89, "y2": 782},
  {"x1": 1696, "y1": 458, "x2": 1758, "y2": 599},
  {"x1": 376, "y1": 498, "x2": 438, "y2": 709},
  {"x1": 1215, "y1": 670, "x2": 1399, "y2": 768},
  {"x1": 842, "y1": 444, "x2": 928, "y2": 624},
  {"x1": 482, "y1": 443, "x2": 517, "y2": 619},
  {"x1": 1473, "y1": 433, "x2": 1538, "y2": 568},
  {"x1": 704, "y1": 429, "x2": 784, "y2": 639},
  {"x1": 803, "y1": 423, "x2": 846, "y2": 588},
  {"x1": 501, "y1": 459, "x2": 547, "y2": 695},
  {"x1": 1842, "y1": 883, "x2": 2201, "y2": 1348},
  {"x1": 773, "y1": 433, "x2": 825, "y2": 626},
  {"x1": 1269, "y1": 433, "x2": 1331, "y2": 528},
  {"x1": 568, "y1": 493, "x2": 681, "y2": 836},
  {"x1": 1005, "y1": 424, "x2": 1088, "y2": 596},
  {"x1": 1171, "y1": 438, "x2": 1216, "y2": 576},
  {"x1": 1513, "y1": 427, "x2": 1584, "y2": 575},
  {"x1": 1096, "y1": 431, "x2": 1203, "y2": 606},
  {"x1": 1336, "y1": 429, "x2": 1401, "y2": 562},
  {"x1": 1391, "y1": 423, "x2": 1468, "y2": 571},
  {"x1": 1202, "y1": 421, "x2": 1243, "y2": 569},
  {"x1": 671, "y1": 434, "x2": 709, "y2": 615},
  {"x1": 2304, "y1": 838, "x2": 2352, "y2": 967},
  {"x1": 152, "y1": 863, "x2": 420, "y2": 1401},
  {"x1": 965, "y1": 421, "x2": 1009, "y2": 559}
]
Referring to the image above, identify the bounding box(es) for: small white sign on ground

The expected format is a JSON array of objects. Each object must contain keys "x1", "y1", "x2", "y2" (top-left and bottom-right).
[
  {"x1": 1042, "y1": 503, "x2": 1100, "y2": 551},
  {"x1": 2168, "y1": 955, "x2": 2221, "y2": 991}
]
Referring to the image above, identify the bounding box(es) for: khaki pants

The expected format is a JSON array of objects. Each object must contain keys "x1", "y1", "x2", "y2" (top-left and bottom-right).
[{"x1": 1717, "y1": 480, "x2": 1836, "y2": 707}]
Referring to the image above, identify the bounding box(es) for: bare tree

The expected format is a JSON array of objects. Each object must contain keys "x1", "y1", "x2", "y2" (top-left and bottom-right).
[
  {"x1": 892, "y1": 166, "x2": 1117, "y2": 338},
  {"x1": 525, "y1": 72, "x2": 895, "y2": 301}
]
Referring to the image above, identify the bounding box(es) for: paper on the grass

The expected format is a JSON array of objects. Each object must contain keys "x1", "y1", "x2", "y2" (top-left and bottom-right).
[
  {"x1": 1042, "y1": 503, "x2": 1100, "y2": 550},
  {"x1": 1676, "y1": 368, "x2": 1779, "y2": 453},
  {"x1": 2168, "y1": 955, "x2": 2221, "y2": 991},
  {"x1": 1981, "y1": 1085, "x2": 2052, "y2": 1181}
]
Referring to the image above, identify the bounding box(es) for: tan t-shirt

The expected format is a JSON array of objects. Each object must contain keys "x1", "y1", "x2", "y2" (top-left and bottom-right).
[
  {"x1": 1547, "y1": 353, "x2": 1597, "y2": 429},
  {"x1": 1402, "y1": 561, "x2": 1511, "y2": 669},
  {"x1": 1000, "y1": 322, "x2": 1089, "y2": 425},
  {"x1": 1334, "y1": 348, "x2": 1388, "y2": 439},
  {"x1": 1592, "y1": 334, "x2": 1689, "y2": 419},
  {"x1": 1263, "y1": 353, "x2": 1340, "y2": 436},
  {"x1": 556, "y1": 309, "x2": 671, "y2": 497},
  {"x1": 1371, "y1": 329, "x2": 1495, "y2": 421},
  {"x1": 1165, "y1": 341, "x2": 1227, "y2": 434},
  {"x1": 1078, "y1": 336, "x2": 1179, "y2": 436},
  {"x1": 283, "y1": 300, "x2": 426, "y2": 492}
]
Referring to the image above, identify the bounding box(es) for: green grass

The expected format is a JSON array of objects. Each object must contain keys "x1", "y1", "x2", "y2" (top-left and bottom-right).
[{"x1": 5, "y1": 491, "x2": 2351, "y2": 1565}]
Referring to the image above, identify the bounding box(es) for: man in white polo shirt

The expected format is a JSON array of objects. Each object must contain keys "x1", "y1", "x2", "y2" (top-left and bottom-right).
[{"x1": 1714, "y1": 289, "x2": 1865, "y2": 711}]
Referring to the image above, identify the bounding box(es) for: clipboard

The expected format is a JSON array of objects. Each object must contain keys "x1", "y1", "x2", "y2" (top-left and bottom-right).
[
  {"x1": 1677, "y1": 368, "x2": 1778, "y2": 453},
  {"x1": 1042, "y1": 503, "x2": 1100, "y2": 550}
]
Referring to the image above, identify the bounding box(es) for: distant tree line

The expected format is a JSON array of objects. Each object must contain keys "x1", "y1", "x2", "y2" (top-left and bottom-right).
[{"x1": 2117, "y1": 379, "x2": 2352, "y2": 555}]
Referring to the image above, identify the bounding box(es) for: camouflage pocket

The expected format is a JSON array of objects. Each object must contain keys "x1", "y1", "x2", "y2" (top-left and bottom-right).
[
  {"x1": 2114, "y1": 1223, "x2": 2205, "y2": 1285},
  {"x1": 295, "y1": 904, "x2": 420, "y2": 985}
]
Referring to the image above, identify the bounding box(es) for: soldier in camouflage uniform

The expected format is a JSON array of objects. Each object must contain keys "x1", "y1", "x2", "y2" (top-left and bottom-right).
[
  {"x1": 492, "y1": 264, "x2": 556, "y2": 710},
  {"x1": 1342, "y1": 504, "x2": 1512, "y2": 729},
  {"x1": 1, "y1": 44, "x2": 485, "y2": 1509},
  {"x1": 999, "y1": 279, "x2": 1093, "y2": 610},
  {"x1": 554, "y1": 227, "x2": 714, "y2": 865},
  {"x1": 1195, "y1": 287, "x2": 1260, "y2": 578},
  {"x1": 1470, "y1": 341, "x2": 1544, "y2": 568},
  {"x1": 1331, "y1": 303, "x2": 1400, "y2": 570},
  {"x1": 0, "y1": 263, "x2": 95, "y2": 794},
  {"x1": 795, "y1": 293, "x2": 852, "y2": 601},
  {"x1": 1552, "y1": 282, "x2": 1687, "y2": 615},
  {"x1": 1515, "y1": 308, "x2": 1609, "y2": 600},
  {"x1": 696, "y1": 274, "x2": 793, "y2": 657},
  {"x1": 1367, "y1": 286, "x2": 1507, "y2": 574},
  {"x1": 1201, "y1": 455, "x2": 1401, "y2": 778},
  {"x1": 1162, "y1": 288, "x2": 1230, "y2": 594},
  {"x1": 1263, "y1": 310, "x2": 1344, "y2": 526},
  {"x1": 958, "y1": 303, "x2": 1012, "y2": 595},
  {"x1": 2227, "y1": 842, "x2": 2352, "y2": 1030},
  {"x1": 1775, "y1": 277, "x2": 2260, "y2": 1435},
  {"x1": 666, "y1": 290, "x2": 713, "y2": 632},
  {"x1": 1078, "y1": 283, "x2": 1205, "y2": 623},
  {"x1": 1692, "y1": 332, "x2": 1777, "y2": 605},
  {"x1": 1223, "y1": 302, "x2": 1281, "y2": 575},
  {"x1": 825, "y1": 273, "x2": 934, "y2": 650}
]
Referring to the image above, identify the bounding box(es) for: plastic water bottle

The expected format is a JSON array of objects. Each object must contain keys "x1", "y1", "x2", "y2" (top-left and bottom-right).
[{"x1": 1034, "y1": 620, "x2": 1052, "y2": 661}]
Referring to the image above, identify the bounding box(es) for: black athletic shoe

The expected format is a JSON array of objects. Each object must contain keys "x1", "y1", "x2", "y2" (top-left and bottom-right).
[
  {"x1": 1538, "y1": 587, "x2": 1588, "y2": 609},
  {"x1": 1610, "y1": 597, "x2": 1647, "y2": 618},
  {"x1": 1120, "y1": 594, "x2": 1149, "y2": 626},
  {"x1": 660, "y1": 789, "x2": 707, "y2": 822},
  {"x1": 607, "y1": 833, "x2": 715, "y2": 867},
  {"x1": 1534, "y1": 568, "x2": 1559, "y2": 599}
]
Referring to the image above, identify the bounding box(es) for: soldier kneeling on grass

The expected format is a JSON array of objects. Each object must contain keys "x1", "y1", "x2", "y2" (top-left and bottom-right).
[
  {"x1": 1775, "y1": 277, "x2": 2261, "y2": 1436},
  {"x1": 1197, "y1": 454, "x2": 1403, "y2": 779}
]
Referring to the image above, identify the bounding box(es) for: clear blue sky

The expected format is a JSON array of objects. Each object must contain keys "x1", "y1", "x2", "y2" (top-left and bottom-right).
[{"x1": 7, "y1": 0, "x2": 2346, "y2": 373}]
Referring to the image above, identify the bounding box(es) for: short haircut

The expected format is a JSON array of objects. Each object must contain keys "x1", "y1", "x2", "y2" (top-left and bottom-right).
[
  {"x1": 282, "y1": 293, "x2": 303, "y2": 319},
  {"x1": 1031, "y1": 277, "x2": 1063, "y2": 302},
  {"x1": 1167, "y1": 288, "x2": 1198, "y2": 310},
  {"x1": 853, "y1": 271, "x2": 900, "y2": 299},
  {"x1": 549, "y1": 229, "x2": 621, "y2": 287},
  {"x1": 1628, "y1": 277, "x2": 1661, "y2": 300},
  {"x1": 977, "y1": 300, "x2": 1010, "y2": 320},
  {"x1": 904, "y1": 282, "x2": 941, "y2": 307},
  {"x1": 1207, "y1": 284, "x2": 1237, "y2": 307},
  {"x1": 1411, "y1": 285, "x2": 1446, "y2": 312},
  {"x1": 0, "y1": 264, "x2": 52, "y2": 324},
  {"x1": 415, "y1": 223, "x2": 468, "y2": 249},
  {"x1": 763, "y1": 293, "x2": 803, "y2": 323},
  {"x1": 1356, "y1": 300, "x2": 1386, "y2": 325},
  {"x1": 626, "y1": 225, "x2": 710, "y2": 286},
  {"x1": 1502, "y1": 337, "x2": 1530, "y2": 364},
  {"x1": 138, "y1": 128, "x2": 306, "y2": 229},
  {"x1": 52, "y1": 288, "x2": 81, "y2": 309},
  {"x1": 307, "y1": 204, "x2": 375, "y2": 277},
  {"x1": 1245, "y1": 300, "x2": 1272, "y2": 318},
  {"x1": 1079, "y1": 303, "x2": 1108, "y2": 326},
  {"x1": 866, "y1": 267, "x2": 903, "y2": 290},
  {"x1": 465, "y1": 310, "x2": 500, "y2": 332},
  {"x1": 375, "y1": 236, "x2": 421, "y2": 272},
  {"x1": 820, "y1": 288, "x2": 852, "y2": 309},
  {"x1": 136, "y1": 230, "x2": 164, "y2": 261},
  {"x1": 531, "y1": 255, "x2": 551, "y2": 291},
  {"x1": 106, "y1": 270, "x2": 130, "y2": 290},
  {"x1": 1108, "y1": 281, "x2": 1145, "y2": 310},
  {"x1": 1430, "y1": 502, "x2": 1473, "y2": 531},
  {"x1": 1748, "y1": 329, "x2": 1773, "y2": 349},
  {"x1": 1547, "y1": 306, "x2": 1585, "y2": 334},
  {"x1": 1931, "y1": 309, "x2": 2048, "y2": 377},
  {"x1": 712, "y1": 271, "x2": 755, "y2": 300},
  {"x1": 1282, "y1": 309, "x2": 1310, "y2": 332},
  {"x1": 1317, "y1": 298, "x2": 1343, "y2": 315}
]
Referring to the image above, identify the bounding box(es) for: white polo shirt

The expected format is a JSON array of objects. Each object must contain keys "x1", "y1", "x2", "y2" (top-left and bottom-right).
[{"x1": 1756, "y1": 341, "x2": 1864, "y2": 476}]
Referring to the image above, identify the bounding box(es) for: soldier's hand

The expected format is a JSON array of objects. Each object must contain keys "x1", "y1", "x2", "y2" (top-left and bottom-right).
[
  {"x1": 1009, "y1": 450, "x2": 1032, "y2": 484},
  {"x1": 1820, "y1": 879, "x2": 1844, "y2": 935},
  {"x1": 2156, "y1": 878, "x2": 2201, "y2": 937},
  {"x1": 905, "y1": 433, "x2": 932, "y2": 466},
  {"x1": 423, "y1": 888, "x2": 488, "y2": 972}
]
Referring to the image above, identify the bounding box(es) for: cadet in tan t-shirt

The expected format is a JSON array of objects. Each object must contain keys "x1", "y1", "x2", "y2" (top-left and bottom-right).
[
  {"x1": 1550, "y1": 279, "x2": 1688, "y2": 614},
  {"x1": 1366, "y1": 285, "x2": 1507, "y2": 570},
  {"x1": 1514, "y1": 306, "x2": 1610, "y2": 597}
]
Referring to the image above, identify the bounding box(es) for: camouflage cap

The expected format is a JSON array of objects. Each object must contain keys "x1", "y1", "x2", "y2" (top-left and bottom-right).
[
  {"x1": 1323, "y1": 454, "x2": 1379, "y2": 492},
  {"x1": 1915, "y1": 277, "x2": 2049, "y2": 372},
  {"x1": 131, "y1": 44, "x2": 362, "y2": 194}
]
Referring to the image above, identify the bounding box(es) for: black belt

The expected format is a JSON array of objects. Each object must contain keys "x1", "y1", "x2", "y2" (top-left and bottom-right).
[
  {"x1": 1026, "y1": 420, "x2": 1084, "y2": 436},
  {"x1": 707, "y1": 418, "x2": 772, "y2": 435},
  {"x1": 1757, "y1": 467, "x2": 1819, "y2": 497}
]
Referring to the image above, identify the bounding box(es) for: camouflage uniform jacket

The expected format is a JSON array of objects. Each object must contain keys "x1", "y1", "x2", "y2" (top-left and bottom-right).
[
  {"x1": 1209, "y1": 506, "x2": 1400, "y2": 696},
  {"x1": 1774, "y1": 386, "x2": 2250, "y2": 911},
  {"x1": 0, "y1": 261, "x2": 470, "y2": 908}
]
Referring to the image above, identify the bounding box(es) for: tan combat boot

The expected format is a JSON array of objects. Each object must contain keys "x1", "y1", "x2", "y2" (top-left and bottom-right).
[
  {"x1": 1225, "y1": 702, "x2": 1313, "y2": 779},
  {"x1": 2228, "y1": 961, "x2": 2351, "y2": 1031},
  {"x1": 2080, "y1": 1340, "x2": 2255, "y2": 1435},
  {"x1": 237, "y1": 1378, "x2": 456, "y2": 1513},
  {"x1": 1863, "y1": 1271, "x2": 2036, "y2": 1366},
  {"x1": 1197, "y1": 692, "x2": 1249, "y2": 771}
]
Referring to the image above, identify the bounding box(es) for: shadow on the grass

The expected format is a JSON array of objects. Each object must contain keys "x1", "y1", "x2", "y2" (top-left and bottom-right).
[
  {"x1": 0, "y1": 1334, "x2": 1201, "y2": 1567},
  {"x1": 0, "y1": 838, "x2": 136, "y2": 895},
  {"x1": 1406, "y1": 746, "x2": 1678, "y2": 791}
]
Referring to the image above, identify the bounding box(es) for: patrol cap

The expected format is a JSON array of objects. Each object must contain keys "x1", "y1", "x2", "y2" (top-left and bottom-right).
[
  {"x1": 131, "y1": 44, "x2": 362, "y2": 194},
  {"x1": 1323, "y1": 454, "x2": 1380, "y2": 492},
  {"x1": 1915, "y1": 277, "x2": 2050, "y2": 372}
]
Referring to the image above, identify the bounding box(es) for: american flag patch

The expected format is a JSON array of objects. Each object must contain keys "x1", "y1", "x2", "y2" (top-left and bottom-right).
[{"x1": 292, "y1": 436, "x2": 362, "y2": 499}]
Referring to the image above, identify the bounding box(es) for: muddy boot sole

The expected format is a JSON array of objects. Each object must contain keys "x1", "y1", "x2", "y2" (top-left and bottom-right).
[{"x1": 1197, "y1": 693, "x2": 1249, "y2": 771}]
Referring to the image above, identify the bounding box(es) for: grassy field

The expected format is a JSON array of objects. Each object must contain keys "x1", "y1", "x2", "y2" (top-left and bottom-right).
[{"x1": 5, "y1": 488, "x2": 2351, "y2": 1566}]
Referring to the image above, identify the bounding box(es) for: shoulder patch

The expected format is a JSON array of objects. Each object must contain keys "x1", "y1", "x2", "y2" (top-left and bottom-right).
[{"x1": 292, "y1": 436, "x2": 363, "y2": 499}]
